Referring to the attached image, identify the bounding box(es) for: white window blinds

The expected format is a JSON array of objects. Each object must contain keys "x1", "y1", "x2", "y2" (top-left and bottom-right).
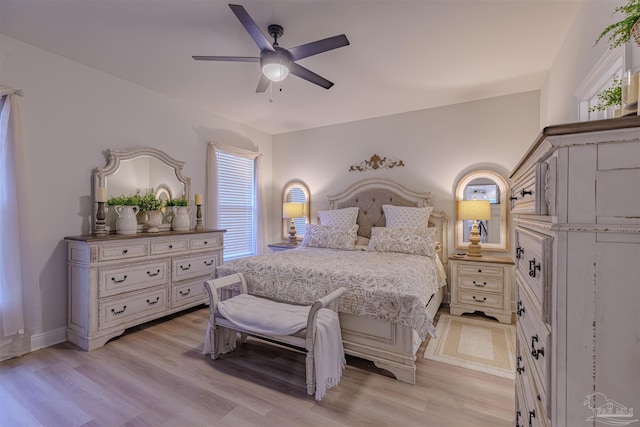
[{"x1": 216, "y1": 150, "x2": 256, "y2": 261}]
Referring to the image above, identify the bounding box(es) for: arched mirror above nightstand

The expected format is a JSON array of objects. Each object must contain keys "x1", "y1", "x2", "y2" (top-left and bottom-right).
[
  {"x1": 281, "y1": 180, "x2": 310, "y2": 242},
  {"x1": 454, "y1": 170, "x2": 510, "y2": 253}
]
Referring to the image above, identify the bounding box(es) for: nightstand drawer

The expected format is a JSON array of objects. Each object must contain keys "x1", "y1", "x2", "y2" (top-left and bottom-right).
[
  {"x1": 458, "y1": 275, "x2": 503, "y2": 292},
  {"x1": 456, "y1": 290, "x2": 504, "y2": 310},
  {"x1": 457, "y1": 263, "x2": 504, "y2": 278}
]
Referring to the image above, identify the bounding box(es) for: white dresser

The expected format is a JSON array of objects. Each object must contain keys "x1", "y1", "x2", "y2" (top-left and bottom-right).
[
  {"x1": 65, "y1": 229, "x2": 224, "y2": 350},
  {"x1": 510, "y1": 117, "x2": 640, "y2": 427}
]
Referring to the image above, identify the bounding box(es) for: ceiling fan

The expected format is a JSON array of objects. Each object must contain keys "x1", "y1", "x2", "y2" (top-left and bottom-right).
[{"x1": 193, "y1": 4, "x2": 350, "y2": 92}]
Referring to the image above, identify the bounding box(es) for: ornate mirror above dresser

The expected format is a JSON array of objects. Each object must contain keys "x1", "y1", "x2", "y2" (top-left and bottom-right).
[
  {"x1": 454, "y1": 169, "x2": 510, "y2": 252},
  {"x1": 93, "y1": 147, "x2": 191, "y2": 232}
]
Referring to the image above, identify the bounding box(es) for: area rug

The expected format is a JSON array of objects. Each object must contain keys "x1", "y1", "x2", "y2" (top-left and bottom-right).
[{"x1": 423, "y1": 314, "x2": 516, "y2": 379}]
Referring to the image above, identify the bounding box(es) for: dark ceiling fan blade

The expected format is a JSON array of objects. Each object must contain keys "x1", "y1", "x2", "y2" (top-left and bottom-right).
[
  {"x1": 289, "y1": 62, "x2": 334, "y2": 89},
  {"x1": 192, "y1": 56, "x2": 260, "y2": 62},
  {"x1": 229, "y1": 4, "x2": 275, "y2": 53},
  {"x1": 288, "y1": 34, "x2": 349, "y2": 61},
  {"x1": 256, "y1": 74, "x2": 271, "y2": 93}
]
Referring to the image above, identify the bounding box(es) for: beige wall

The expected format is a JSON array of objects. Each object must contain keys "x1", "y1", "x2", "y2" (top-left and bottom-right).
[
  {"x1": 1, "y1": 35, "x2": 274, "y2": 347},
  {"x1": 271, "y1": 91, "x2": 541, "y2": 251}
]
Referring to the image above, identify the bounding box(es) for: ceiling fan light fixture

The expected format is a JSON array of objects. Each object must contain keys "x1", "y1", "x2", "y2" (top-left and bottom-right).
[{"x1": 261, "y1": 57, "x2": 290, "y2": 82}]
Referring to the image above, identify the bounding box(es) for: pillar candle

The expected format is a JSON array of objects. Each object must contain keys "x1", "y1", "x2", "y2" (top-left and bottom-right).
[
  {"x1": 96, "y1": 187, "x2": 108, "y2": 203},
  {"x1": 194, "y1": 194, "x2": 203, "y2": 205}
]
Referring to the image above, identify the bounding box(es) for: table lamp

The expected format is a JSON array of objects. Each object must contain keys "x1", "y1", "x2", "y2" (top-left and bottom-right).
[
  {"x1": 282, "y1": 202, "x2": 305, "y2": 245},
  {"x1": 458, "y1": 199, "x2": 491, "y2": 257}
]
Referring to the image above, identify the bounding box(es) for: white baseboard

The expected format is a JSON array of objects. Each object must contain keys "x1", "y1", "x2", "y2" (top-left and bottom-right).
[{"x1": 31, "y1": 327, "x2": 67, "y2": 352}]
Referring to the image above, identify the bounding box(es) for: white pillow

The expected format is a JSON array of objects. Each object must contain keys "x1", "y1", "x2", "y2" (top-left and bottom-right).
[
  {"x1": 367, "y1": 226, "x2": 437, "y2": 256},
  {"x1": 318, "y1": 207, "x2": 359, "y2": 228},
  {"x1": 301, "y1": 224, "x2": 359, "y2": 250},
  {"x1": 383, "y1": 205, "x2": 433, "y2": 228}
]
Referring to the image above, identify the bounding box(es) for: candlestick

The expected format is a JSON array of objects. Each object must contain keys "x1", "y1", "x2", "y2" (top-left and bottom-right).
[
  {"x1": 94, "y1": 201, "x2": 108, "y2": 236},
  {"x1": 195, "y1": 204, "x2": 204, "y2": 231},
  {"x1": 96, "y1": 186, "x2": 108, "y2": 203},
  {"x1": 194, "y1": 193, "x2": 203, "y2": 206}
]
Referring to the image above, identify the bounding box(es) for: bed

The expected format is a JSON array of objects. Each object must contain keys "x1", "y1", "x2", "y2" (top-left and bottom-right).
[{"x1": 216, "y1": 178, "x2": 448, "y2": 384}]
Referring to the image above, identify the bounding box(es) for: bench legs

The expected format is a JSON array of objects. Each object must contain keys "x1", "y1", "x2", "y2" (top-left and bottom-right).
[{"x1": 305, "y1": 352, "x2": 315, "y2": 396}]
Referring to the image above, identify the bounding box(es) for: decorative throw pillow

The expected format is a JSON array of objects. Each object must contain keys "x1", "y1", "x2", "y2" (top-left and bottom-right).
[
  {"x1": 382, "y1": 205, "x2": 433, "y2": 228},
  {"x1": 367, "y1": 226, "x2": 437, "y2": 256},
  {"x1": 318, "y1": 207, "x2": 359, "y2": 228},
  {"x1": 301, "y1": 224, "x2": 359, "y2": 250}
]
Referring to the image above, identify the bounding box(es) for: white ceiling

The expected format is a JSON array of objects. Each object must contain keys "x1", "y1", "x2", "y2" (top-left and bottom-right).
[{"x1": 0, "y1": 0, "x2": 582, "y2": 135}]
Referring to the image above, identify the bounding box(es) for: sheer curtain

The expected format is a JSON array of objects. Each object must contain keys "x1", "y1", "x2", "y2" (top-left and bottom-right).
[
  {"x1": 0, "y1": 87, "x2": 39, "y2": 360},
  {"x1": 206, "y1": 142, "x2": 268, "y2": 256}
]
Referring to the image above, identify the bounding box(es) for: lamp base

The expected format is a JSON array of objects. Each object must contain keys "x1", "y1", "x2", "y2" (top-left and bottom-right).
[
  {"x1": 467, "y1": 220, "x2": 483, "y2": 257},
  {"x1": 287, "y1": 219, "x2": 297, "y2": 245}
]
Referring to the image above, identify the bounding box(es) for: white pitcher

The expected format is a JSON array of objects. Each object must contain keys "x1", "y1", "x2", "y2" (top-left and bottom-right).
[
  {"x1": 142, "y1": 210, "x2": 163, "y2": 233},
  {"x1": 115, "y1": 205, "x2": 140, "y2": 235},
  {"x1": 171, "y1": 206, "x2": 191, "y2": 231}
]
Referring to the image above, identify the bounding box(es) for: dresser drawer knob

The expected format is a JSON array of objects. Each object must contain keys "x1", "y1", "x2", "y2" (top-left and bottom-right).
[
  {"x1": 122, "y1": 249, "x2": 128, "y2": 254},
  {"x1": 146, "y1": 297, "x2": 160, "y2": 305},
  {"x1": 473, "y1": 280, "x2": 487, "y2": 287},
  {"x1": 111, "y1": 275, "x2": 128, "y2": 284},
  {"x1": 146, "y1": 269, "x2": 160, "y2": 277},
  {"x1": 529, "y1": 259, "x2": 541, "y2": 278},
  {"x1": 472, "y1": 296, "x2": 487, "y2": 303},
  {"x1": 168, "y1": 244, "x2": 173, "y2": 249},
  {"x1": 477, "y1": 269, "x2": 482, "y2": 273},
  {"x1": 179, "y1": 288, "x2": 191, "y2": 296},
  {"x1": 204, "y1": 260, "x2": 214, "y2": 267},
  {"x1": 203, "y1": 241, "x2": 208, "y2": 245},
  {"x1": 111, "y1": 305, "x2": 127, "y2": 315},
  {"x1": 180, "y1": 264, "x2": 191, "y2": 271}
]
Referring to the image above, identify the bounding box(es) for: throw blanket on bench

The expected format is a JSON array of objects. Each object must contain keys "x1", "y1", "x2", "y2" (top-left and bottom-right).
[{"x1": 204, "y1": 294, "x2": 346, "y2": 401}]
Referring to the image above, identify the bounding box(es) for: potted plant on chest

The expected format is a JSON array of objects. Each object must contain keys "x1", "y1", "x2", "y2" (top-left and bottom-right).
[
  {"x1": 107, "y1": 194, "x2": 141, "y2": 235},
  {"x1": 137, "y1": 188, "x2": 165, "y2": 233},
  {"x1": 165, "y1": 197, "x2": 191, "y2": 231},
  {"x1": 588, "y1": 75, "x2": 623, "y2": 117},
  {"x1": 596, "y1": 0, "x2": 640, "y2": 49}
]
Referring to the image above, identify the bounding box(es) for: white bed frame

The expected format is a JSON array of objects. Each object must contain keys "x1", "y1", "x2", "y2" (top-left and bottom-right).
[{"x1": 327, "y1": 178, "x2": 448, "y2": 384}]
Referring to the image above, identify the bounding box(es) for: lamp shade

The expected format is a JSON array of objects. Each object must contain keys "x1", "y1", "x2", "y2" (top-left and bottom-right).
[
  {"x1": 458, "y1": 200, "x2": 491, "y2": 221},
  {"x1": 283, "y1": 202, "x2": 305, "y2": 219}
]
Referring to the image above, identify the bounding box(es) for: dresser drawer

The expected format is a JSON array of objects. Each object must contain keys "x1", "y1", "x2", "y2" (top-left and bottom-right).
[
  {"x1": 172, "y1": 278, "x2": 207, "y2": 309},
  {"x1": 511, "y1": 162, "x2": 548, "y2": 215},
  {"x1": 190, "y1": 234, "x2": 223, "y2": 250},
  {"x1": 516, "y1": 332, "x2": 550, "y2": 427},
  {"x1": 515, "y1": 227, "x2": 552, "y2": 315},
  {"x1": 172, "y1": 253, "x2": 218, "y2": 281},
  {"x1": 99, "y1": 287, "x2": 168, "y2": 329},
  {"x1": 150, "y1": 238, "x2": 189, "y2": 255},
  {"x1": 98, "y1": 241, "x2": 148, "y2": 261},
  {"x1": 99, "y1": 260, "x2": 170, "y2": 297},
  {"x1": 456, "y1": 289, "x2": 504, "y2": 310}
]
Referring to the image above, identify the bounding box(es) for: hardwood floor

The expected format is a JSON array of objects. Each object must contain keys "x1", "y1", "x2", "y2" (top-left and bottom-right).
[{"x1": 0, "y1": 307, "x2": 515, "y2": 427}]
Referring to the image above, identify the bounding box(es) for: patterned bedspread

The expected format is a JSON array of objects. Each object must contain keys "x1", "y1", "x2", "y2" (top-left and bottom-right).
[{"x1": 216, "y1": 247, "x2": 446, "y2": 340}]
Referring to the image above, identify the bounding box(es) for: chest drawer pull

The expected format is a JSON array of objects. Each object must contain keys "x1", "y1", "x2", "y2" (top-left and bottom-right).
[
  {"x1": 531, "y1": 334, "x2": 545, "y2": 359},
  {"x1": 528, "y1": 259, "x2": 541, "y2": 277},
  {"x1": 179, "y1": 288, "x2": 191, "y2": 296},
  {"x1": 472, "y1": 296, "x2": 487, "y2": 302},
  {"x1": 146, "y1": 269, "x2": 161, "y2": 277},
  {"x1": 146, "y1": 297, "x2": 160, "y2": 305},
  {"x1": 528, "y1": 409, "x2": 536, "y2": 427},
  {"x1": 180, "y1": 264, "x2": 191, "y2": 271},
  {"x1": 517, "y1": 300, "x2": 526, "y2": 316},
  {"x1": 203, "y1": 259, "x2": 214, "y2": 267},
  {"x1": 472, "y1": 280, "x2": 487, "y2": 287},
  {"x1": 111, "y1": 275, "x2": 128, "y2": 284},
  {"x1": 516, "y1": 411, "x2": 522, "y2": 427},
  {"x1": 111, "y1": 305, "x2": 127, "y2": 315},
  {"x1": 516, "y1": 246, "x2": 524, "y2": 259},
  {"x1": 520, "y1": 189, "x2": 533, "y2": 197},
  {"x1": 510, "y1": 196, "x2": 518, "y2": 201},
  {"x1": 516, "y1": 356, "x2": 524, "y2": 374}
]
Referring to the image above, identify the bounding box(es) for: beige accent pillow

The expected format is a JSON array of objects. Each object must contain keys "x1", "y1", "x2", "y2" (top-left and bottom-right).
[
  {"x1": 367, "y1": 226, "x2": 437, "y2": 256},
  {"x1": 318, "y1": 207, "x2": 359, "y2": 228},
  {"x1": 301, "y1": 224, "x2": 359, "y2": 250},
  {"x1": 382, "y1": 205, "x2": 433, "y2": 228}
]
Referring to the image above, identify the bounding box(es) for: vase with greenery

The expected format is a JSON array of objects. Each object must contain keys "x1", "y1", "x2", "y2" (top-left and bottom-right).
[
  {"x1": 136, "y1": 188, "x2": 165, "y2": 233},
  {"x1": 596, "y1": 0, "x2": 640, "y2": 49},
  {"x1": 165, "y1": 197, "x2": 189, "y2": 207},
  {"x1": 588, "y1": 75, "x2": 622, "y2": 116}
]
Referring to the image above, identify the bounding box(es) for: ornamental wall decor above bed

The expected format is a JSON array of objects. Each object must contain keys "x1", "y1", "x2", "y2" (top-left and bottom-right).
[{"x1": 348, "y1": 154, "x2": 405, "y2": 172}]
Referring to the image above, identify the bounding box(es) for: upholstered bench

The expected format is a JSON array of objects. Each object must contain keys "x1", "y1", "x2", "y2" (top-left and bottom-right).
[{"x1": 203, "y1": 273, "x2": 346, "y2": 400}]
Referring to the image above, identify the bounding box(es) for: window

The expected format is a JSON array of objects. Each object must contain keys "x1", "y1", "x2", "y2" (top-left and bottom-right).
[{"x1": 216, "y1": 150, "x2": 256, "y2": 261}]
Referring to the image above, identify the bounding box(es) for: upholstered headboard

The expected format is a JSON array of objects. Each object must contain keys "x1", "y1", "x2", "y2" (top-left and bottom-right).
[{"x1": 327, "y1": 178, "x2": 448, "y2": 265}]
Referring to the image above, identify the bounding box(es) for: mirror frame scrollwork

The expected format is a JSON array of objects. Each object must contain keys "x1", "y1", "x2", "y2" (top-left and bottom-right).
[
  {"x1": 455, "y1": 169, "x2": 510, "y2": 253},
  {"x1": 281, "y1": 180, "x2": 311, "y2": 241},
  {"x1": 93, "y1": 146, "x2": 191, "y2": 232}
]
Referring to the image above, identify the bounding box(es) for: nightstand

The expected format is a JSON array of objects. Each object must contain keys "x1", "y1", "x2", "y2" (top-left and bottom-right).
[
  {"x1": 267, "y1": 242, "x2": 300, "y2": 253},
  {"x1": 449, "y1": 254, "x2": 514, "y2": 324}
]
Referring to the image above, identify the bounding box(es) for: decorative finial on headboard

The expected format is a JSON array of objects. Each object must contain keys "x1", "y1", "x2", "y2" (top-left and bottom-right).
[{"x1": 348, "y1": 154, "x2": 405, "y2": 172}]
